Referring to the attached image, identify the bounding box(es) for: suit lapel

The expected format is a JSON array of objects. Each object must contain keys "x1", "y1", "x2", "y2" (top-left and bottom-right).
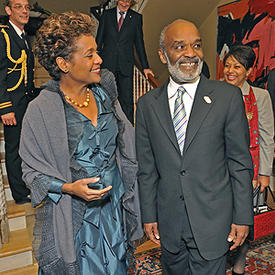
[
  {"x1": 8, "y1": 23, "x2": 27, "y2": 50},
  {"x1": 151, "y1": 76, "x2": 215, "y2": 155},
  {"x1": 183, "y1": 75, "x2": 215, "y2": 153},
  {"x1": 151, "y1": 82, "x2": 180, "y2": 152},
  {"x1": 110, "y1": 8, "x2": 119, "y2": 33},
  {"x1": 120, "y1": 9, "x2": 132, "y2": 33},
  {"x1": 25, "y1": 35, "x2": 32, "y2": 51},
  {"x1": 111, "y1": 7, "x2": 132, "y2": 33}
]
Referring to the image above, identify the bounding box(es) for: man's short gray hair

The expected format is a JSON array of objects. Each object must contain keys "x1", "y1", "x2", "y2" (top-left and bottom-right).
[
  {"x1": 159, "y1": 19, "x2": 192, "y2": 53},
  {"x1": 159, "y1": 19, "x2": 183, "y2": 52},
  {"x1": 159, "y1": 24, "x2": 168, "y2": 53}
]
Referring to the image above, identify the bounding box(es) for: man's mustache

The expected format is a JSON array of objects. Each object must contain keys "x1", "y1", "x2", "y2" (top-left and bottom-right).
[{"x1": 177, "y1": 57, "x2": 201, "y2": 66}]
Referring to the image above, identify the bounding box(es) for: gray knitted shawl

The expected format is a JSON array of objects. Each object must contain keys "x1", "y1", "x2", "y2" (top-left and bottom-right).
[{"x1": 19, "y1": 69, "x2": 143, "y2": 274}]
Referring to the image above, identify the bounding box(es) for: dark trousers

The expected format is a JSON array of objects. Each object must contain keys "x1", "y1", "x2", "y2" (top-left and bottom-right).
[
  {"x1": 4, "y1": 97, "x2": 30, "y2": 202},
  {"x1": 114, "y1": 71, "x2": 134, "y2": 125},
  {"x1": 161, "y1": 203, "x2": 226, "y2": 275}
]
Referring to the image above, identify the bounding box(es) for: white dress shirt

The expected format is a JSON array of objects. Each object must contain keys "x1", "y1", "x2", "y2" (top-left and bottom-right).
[
  {"x1": 9, "y1": 20, "x2": 24, "y2": 37},
  {"x1": 167, "y1": 77, "x2": 200, "y2": 122},
  {"x1": 117, "y1": 7, "x2": 127, "y2": 22},
  {"x1": 9, "y1": 20, "x2": 28, "y2": 48}
]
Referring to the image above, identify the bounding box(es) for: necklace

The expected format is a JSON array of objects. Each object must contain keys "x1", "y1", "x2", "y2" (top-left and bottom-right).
[{"x1": 65, "y1": 87, "x2": 90, "y2": 108}]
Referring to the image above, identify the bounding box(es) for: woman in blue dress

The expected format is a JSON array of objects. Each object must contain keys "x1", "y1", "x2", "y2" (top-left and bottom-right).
[{"x1": 19, "y1": 11, "x2": 142, "y2": 275}]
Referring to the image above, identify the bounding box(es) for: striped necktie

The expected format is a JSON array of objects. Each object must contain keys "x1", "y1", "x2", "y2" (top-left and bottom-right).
[{"x1": 173, "y1": 86, "x2": 187, "y2": 154}]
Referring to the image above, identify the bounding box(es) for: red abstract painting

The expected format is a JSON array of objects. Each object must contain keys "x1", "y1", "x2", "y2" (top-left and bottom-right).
[{"x1": 216, "y1": 0, "x2": 275, "y2": 88}]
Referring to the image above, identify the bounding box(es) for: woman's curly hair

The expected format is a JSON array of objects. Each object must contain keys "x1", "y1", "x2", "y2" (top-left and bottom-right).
[{"x1": 35, "y1": 11, "x2": 96, "y2": 80}]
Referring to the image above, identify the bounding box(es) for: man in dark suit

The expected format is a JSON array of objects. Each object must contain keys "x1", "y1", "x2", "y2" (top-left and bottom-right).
[
  {"x1": 135, "y1": 19, "x2": 254, "y2": 274},
  {"x1": 96, "y1": 0, "x2": 154, "y2": 124},
  {"x1": 0, "y1": 0, "x2": 36, "y2": 204}
]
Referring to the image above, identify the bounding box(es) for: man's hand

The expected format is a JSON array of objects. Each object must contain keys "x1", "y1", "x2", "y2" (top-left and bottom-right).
[
  {"x1": 143, "y1": 69, "x2": 154, "y2": 79},
  {"x1": 144, "y1": 222, "x2": 160, "y2": 245},
  {"x1": 258, "y1": 175, "x2": 270, "y2": 192},
  {"x1": 1, "y1": 112, "x2": 16, "y2": 126},
  {"x1": 227, "y1": 224, "x2": 249, "y2": 250}
]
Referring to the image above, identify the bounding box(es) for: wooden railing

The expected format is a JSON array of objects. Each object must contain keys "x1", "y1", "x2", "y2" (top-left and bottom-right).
[
  {"x1": 133, "y1": 66, "x2": 160, "y2": 124},
  {"x1": 133, "y1": 66, "x2": 159, "y2": 106}
]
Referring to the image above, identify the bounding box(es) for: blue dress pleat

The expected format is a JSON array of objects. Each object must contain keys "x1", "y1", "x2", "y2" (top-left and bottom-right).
[{"x1": 73, "y1": 87, "x2": 127, "y2": 275}]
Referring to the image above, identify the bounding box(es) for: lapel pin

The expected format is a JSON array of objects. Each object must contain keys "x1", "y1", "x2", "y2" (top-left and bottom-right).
[{"x1": 203, "y1": 96, "x2": 212, "y2": 104}]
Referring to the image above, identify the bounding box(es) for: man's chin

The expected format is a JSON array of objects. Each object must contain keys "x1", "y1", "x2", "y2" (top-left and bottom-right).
[
  {"x1": 168, "y1": 61, "x2": 202, "y2": 83},
  {"x1": 176, "y1": 72, "x2": 200, "y2": 83},
  {"x1": 180, "y1": 67, "x2": 198, "y2": 77},
  {"x1": 20, "y1": 20, "x2": 29, "y2": 25}
]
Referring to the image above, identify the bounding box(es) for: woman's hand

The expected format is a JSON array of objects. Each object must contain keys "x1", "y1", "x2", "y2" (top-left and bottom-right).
[
  {"x1": 258, "y1": 175, "x2": 270, "y2": 192},
  {"x1": 62, "y1": 177, "x2": 112, "y2": 201}
]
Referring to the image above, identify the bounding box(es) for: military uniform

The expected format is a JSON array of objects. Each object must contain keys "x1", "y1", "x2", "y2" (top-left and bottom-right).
[{"x1": 0, "y1": 22, "x2": 36, "y2": 203}]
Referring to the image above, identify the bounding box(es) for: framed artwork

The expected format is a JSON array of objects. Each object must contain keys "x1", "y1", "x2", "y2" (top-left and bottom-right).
[{"x1": 216, "y1": 0, "x2": 274, "y2": 88}]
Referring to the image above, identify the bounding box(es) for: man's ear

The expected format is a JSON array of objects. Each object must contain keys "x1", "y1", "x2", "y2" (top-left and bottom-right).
[
  {"x1": 158, "y1": 49, "x2": 167, "y2": 64},
  {"x1": 56, "y1": 57, "x2": 70, "y2": 74},
  {"x1": 5, "y1": 6, "x2": 12, "y2": 16}
]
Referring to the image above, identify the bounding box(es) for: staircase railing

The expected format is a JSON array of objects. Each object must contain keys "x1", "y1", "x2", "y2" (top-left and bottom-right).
[
  {"x1": 133, "y1": 66, "x2": 153, "y2": 107},
  {"x1": 133, "y1": 66, "x2": 160, "y2": 105},
  {"x1": 0, "y1": 124, "x2": 9, "y2": 246},
  {"x1": 133, "y1": 65, "x2": 160, "y2": 123}
]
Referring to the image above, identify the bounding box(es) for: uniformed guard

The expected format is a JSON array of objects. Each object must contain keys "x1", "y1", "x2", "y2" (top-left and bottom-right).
[{"x1": 0, "y1": 0, "x2": 37, "y2": 204}]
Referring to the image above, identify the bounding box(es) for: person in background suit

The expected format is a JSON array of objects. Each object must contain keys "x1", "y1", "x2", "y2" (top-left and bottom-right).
[
  {"x1": 135, "y1": 19, "x2": 254, "y2": 275},
  {"x1": 0, "y1": 0, "x2": 36, "y2": 204},
  {"x1": 96, "y1": 0, "x2": 154, "y2": 124}
]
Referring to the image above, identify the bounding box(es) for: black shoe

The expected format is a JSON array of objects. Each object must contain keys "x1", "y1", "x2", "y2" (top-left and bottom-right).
[{"x1": 15, "y1": 197, "x2": 31, "y2": 204}]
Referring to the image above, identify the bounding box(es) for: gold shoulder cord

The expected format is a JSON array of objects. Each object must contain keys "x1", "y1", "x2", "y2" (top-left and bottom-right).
[{"x1": 1, "y1": 28, "x2": 27, "y2": 91}]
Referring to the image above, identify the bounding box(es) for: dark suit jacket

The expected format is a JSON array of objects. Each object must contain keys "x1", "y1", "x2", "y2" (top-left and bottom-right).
[
  {"x1": 267, "y1": 68, "x2": 275, "y2": 128},
  {"x1": 96, "y1": 7, "x2": 149, "y2": 76},
  {"x1": 135, "y1": 75, "x2": 254, "y2": 260},
  {"x1": 0, "y1": 22, "x2": 35, "y2": 116}
]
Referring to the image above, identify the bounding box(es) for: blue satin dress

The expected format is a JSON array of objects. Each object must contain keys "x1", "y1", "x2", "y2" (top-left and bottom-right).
[{"x1": 72, "y1": 87, "x2": 127, "y2": 274}]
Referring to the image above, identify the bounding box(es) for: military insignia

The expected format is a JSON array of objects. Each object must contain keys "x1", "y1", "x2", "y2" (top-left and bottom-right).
[{"x1": 1, "y1": 28, "x2": 27, "y2": 91}]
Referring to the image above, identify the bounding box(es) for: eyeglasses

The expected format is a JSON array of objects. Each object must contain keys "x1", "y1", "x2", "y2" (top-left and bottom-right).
[{"x1": 11, "y1": 5, "x2": 31, "y2": 11}]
